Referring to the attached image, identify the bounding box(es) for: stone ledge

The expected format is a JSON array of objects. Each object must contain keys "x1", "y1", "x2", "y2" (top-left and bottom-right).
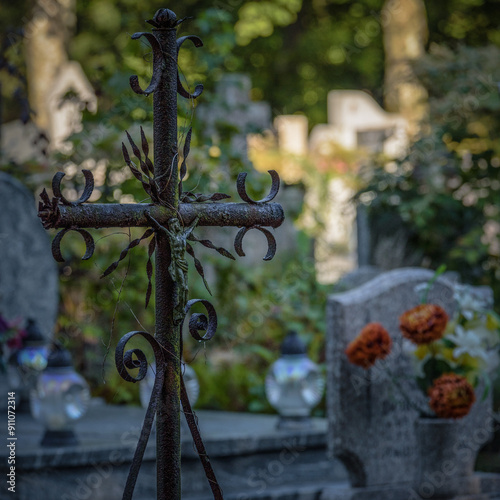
[
  {"x1": 1, "y1": 403, "x2": 328, "y2": 470},
  {"x1": 320, "y1": 473, "x2": 500, "y2": 500},
  {"x1": 2, "y1": 402, "x2": 348, "y2": 500}
]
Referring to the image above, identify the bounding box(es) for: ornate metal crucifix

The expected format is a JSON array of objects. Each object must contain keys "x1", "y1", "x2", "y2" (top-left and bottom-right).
[{"x1": 37, "y1": 8, "x2": 283, "y2": 500}]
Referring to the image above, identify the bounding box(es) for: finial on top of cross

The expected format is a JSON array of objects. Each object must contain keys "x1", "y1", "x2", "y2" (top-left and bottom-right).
[{"x1": 147, "y1": 8, "x2": 190, "y2": 29}]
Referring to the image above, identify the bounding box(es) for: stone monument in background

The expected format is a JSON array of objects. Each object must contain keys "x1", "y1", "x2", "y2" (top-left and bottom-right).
[
  {"x1": 0, "y1": 172, "x2": 58, "y2": 336},
  {"x1": 271, "y1": 90, "x2": 410, "y2": 284},
  {"x1": 309, "y1": 90, "x2": 408, "y2": 157}
]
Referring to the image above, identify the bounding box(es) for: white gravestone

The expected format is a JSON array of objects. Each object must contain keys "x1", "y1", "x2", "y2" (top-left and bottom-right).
[{"x1": 310, "y1": 90, "x2": 407, "y2": 157}]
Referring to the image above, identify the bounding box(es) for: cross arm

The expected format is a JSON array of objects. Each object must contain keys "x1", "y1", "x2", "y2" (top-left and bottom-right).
[{"x1": 39, "y1": 202, "x2": 284, "y2": 230}]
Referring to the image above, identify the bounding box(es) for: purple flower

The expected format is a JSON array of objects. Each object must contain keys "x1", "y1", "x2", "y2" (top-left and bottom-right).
[{"x1": 0, "y1": 315, "x2": 9, "y2": 332}]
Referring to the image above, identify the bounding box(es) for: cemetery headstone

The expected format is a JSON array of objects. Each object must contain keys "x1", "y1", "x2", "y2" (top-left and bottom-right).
[
  {"x1": 197, "y1": 73, "x2": 270, "y2": 158},
  {"x1": 0, "y1": 172, "x2": 58, "y2": 336},
  {"x1": 309, "y1": 90, "x2": 407, "y2": 157},
  {"x1": 322, "y1": 267, "x2": 499, "y2": 500},
  {"x1": 332, "y1": 266, "x2": 382, "y2": 293},
  {"x1": 47, "y1": 60, "x2": 97, "y2": 151}
]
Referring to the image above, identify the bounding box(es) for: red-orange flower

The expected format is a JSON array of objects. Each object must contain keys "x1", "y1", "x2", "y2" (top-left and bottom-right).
[
  {"x1": 399, "y1": 304, "x2": 448, "y2": 344},
  {"x1": 428, "y1": 374, "x2": 476, "y2": 419},
  {"x1": 345, "y1": 323, "x2": 392, "y2": 368}
]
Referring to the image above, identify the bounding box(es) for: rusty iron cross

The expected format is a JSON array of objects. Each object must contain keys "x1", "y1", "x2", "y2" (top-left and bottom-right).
[{"x1": 37, "y1": 8, "x2": 283, "y2": 500}]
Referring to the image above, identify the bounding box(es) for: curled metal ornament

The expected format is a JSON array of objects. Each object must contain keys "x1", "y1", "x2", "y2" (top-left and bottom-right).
[
  {"x1": 234, "y1": 226, "x2": 276, "y2": 261},
  {"x1": 115, "y1": 331, "x2": 165, "y2": 500},
  {"x1": 52, "y1": 169, "x2": 94, "y2": 206},
  {"x1": 237, "y1": 170, "x2": 280, "y2": 204},
  {"x1": 129, "y1": 32, "x2": 165, "y2": 96},
  {"x1": 52, "y1": 228, "x2": 95, "y2": 263},
  {"x1": 176, "y1": 35, "x2": 204, "y2": 99},
  {"x1": 182, "y1": 299, "x2": 217, "y2": 342}
]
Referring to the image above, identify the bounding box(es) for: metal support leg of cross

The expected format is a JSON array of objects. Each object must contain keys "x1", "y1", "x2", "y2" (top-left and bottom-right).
[{"x1": 38, "y1": 7, "x2": 284, "y2": 500}]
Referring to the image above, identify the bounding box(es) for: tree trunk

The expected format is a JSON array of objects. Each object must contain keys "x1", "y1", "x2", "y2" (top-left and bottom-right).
[
  {"x1": 25, "y1": 0, "x2": 75, "y2": 133},
  {"x1": 382, "y1": 0, "x2": 428, "y2": 138}
]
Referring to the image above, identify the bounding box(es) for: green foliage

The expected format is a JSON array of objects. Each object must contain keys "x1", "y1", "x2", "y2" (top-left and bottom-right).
[
  {"x1": 235, "y1": 0, "x2": 303, "y2": 45},
  {"x1": 188, "y1": 235, "x2": 328, "y2": 413},
  {"x1": 53, "y1": 226, "x2": 156, "y2": 403},
  {"x1": 358, "y1": 44, "x2": 500, "y2": 308}
]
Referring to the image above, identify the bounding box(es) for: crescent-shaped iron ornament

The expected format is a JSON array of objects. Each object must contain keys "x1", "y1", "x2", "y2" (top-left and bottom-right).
[
  {"x1": 52, "y1": 169, "x2": 94, "y2": 206},
  {"x1": 237, "y1": 170, "x2": 280, "y2": 204},
  {"x1": 234, "y1": 226, "x2": 277, "y2": 261},
  {"x1": 129, "y1": 32, "x2": 165, "y2": 96},
  {"x1": 115, "y1": 331, "x2": 165, "y2": 500},
  {"x1": 52, "y1": 228, "x2": 95, "y2": 263},
  {"x1": 176, "y1": 35, "x2": 204, "y2": 99},
  {"x1": 182, "y1": 299, "x2": 218, "y2": 341}
]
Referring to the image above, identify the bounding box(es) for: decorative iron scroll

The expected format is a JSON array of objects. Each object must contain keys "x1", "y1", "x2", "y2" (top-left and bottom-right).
[
  {"x1": 116, "y1": 298, "x2": 221, "y2": 500},
  {"x1": 115, "y1": 331, "x2": 165, "y2": 500},
  {"x1": 183, "y1": 299, "x2": 218, "y2": 341}
]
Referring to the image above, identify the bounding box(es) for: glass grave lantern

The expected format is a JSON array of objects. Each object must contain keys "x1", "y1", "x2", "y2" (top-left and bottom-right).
[
  {"x1": 140, "y1": 362, "x2": 199, "y2": 409},
  {"x1": 30, "y1": 344, "x2": 91, "y2": 446},
  {"x1": 7, "y1": 318, "x2": 49, "y2": 408},
  {"x1": 265, "y1": 330, "x2": 325, "y2": 429}
]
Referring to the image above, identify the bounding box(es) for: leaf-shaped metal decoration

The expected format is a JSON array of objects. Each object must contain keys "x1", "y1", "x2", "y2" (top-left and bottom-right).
[
  {"x1": 188, "y1": 233, "x2": 235, "y2": 260},
  {"x1": 140, "y1": 127, "x2": 154, "y2": 176},
  {"x1": 186, "y1": 243, "x2": 212, "y2": 295},
  {"x1": 38, "y1": 189, "x2": 61, "y2": 229},
  {"x1": 180, "y1": 192, "x2": 231, "y2": 203},
  {"x1": 101, "y1": 229, "x2": 154, "y2": 278},
  {"x1": 179, "y1": 128, "x2": 192, "y2": 183},
  {"x1": 122, "y1": 132, "x2": 159, "y2": 203},
  {"x1": 179, "y1": 127, "x2": 192, "y2": 198},
  {"x1": 145, "y1": 237, "x2": 156, "y2": 308}
]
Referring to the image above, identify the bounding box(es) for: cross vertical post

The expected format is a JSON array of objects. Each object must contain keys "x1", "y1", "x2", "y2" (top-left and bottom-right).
[
  {"x1": 150, "y1": 14, "x2": 181, "y2": 499},
  {"x1": 38, "y1": 7, "x2": 284, "y2": 500}
]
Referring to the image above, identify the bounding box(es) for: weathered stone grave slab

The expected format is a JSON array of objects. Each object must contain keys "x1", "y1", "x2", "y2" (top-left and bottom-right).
[
  {"x1": 0, "y1": 172, "x2": 58, "y2": 336},
  {"x1": 2, "y1": 404, "x2": 348, "y2": 500},
  {"x1": 322, "y1": 267, "x2": 498, "y2": 499}
]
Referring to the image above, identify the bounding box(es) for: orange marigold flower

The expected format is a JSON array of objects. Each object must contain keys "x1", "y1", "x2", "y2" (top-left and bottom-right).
[
  {"x1": 428, "y1": 373, "x2": 476, "y2": 419},
  {"x1": 399, "y1": 304, "x2": 448, "y2": 345},
  {"x1": 345, "y1": 322, "x2": 392, "y2": 369}
]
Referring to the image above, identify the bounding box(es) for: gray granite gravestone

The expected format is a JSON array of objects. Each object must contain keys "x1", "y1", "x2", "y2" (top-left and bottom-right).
[
  {"x1": 322, "y1": 268, "x2": 500, "y2": 500},
  {"x1": 0, "y1": 172, "x2": 58, "y2": 336}
]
